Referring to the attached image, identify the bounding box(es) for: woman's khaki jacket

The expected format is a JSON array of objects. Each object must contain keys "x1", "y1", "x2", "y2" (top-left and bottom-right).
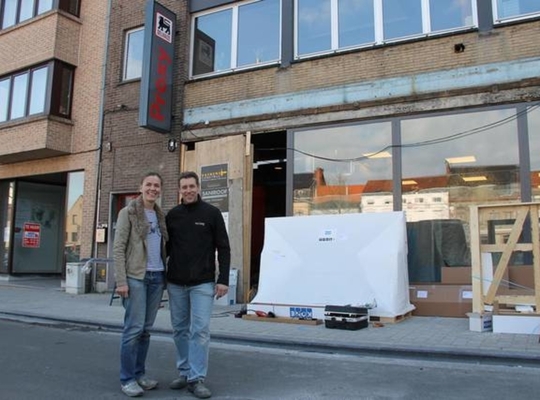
[{"x1": 113, "y1": 196, "x2": 168, "y2": 288}]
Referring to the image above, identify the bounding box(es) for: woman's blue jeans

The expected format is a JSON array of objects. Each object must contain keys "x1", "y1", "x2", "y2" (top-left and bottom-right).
[
  {"x1": 120, "y1": 271, "x2": 164, "y2": 384},
  {"x1": 168, "y1": 282, "x2": 214, "y2": 382}
]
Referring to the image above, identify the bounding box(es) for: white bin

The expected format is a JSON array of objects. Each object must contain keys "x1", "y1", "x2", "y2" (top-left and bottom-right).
[
  {"x1": 215, "y1": 269, "x2": 238, "y2": 306},
  {"x1": 66, "y1": 262, "x2": 88, "y2": 294}
]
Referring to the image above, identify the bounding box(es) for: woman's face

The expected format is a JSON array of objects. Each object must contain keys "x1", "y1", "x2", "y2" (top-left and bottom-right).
[{"x1": 140, "y1": 175, "x2": 162, "y2": 204}]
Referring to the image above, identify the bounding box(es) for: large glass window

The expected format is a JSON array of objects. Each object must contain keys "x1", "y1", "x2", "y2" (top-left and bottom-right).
[
  {"x1": 0, "y1": 61, "x2": 74, "y2": 123},
  {"x1": 0, "y1": 78, "x2": 9, "y2": 122},
  {"x1": 293, "y1": 122, "x2": 392, "y2": 216},
  {"x1": 0, "y1": 0, "x2": 79, "y2": 30},
  {"x1": 296, "y1": 0, "x2": 475, "y2": 58},
  {"x1": 528, "y1": 105, "x2": 540, "y2": 201},
  {"x1": 64, "y1": 171, "x2": 84, "y2": 263},
  {"x1": 191, "y1": 0, "x2": 280, "y2": 77},
  {"x1": 123, "y1": 27, "x2": 144, "y2": 81},
  {"x1": 493, "y1": 0, "x2": 540, "y2": 22}
]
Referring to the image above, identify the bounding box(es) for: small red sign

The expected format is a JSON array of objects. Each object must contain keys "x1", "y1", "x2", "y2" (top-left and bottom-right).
[{"x1": 22, "y1": 222, "x2": 41, "y2": 248}]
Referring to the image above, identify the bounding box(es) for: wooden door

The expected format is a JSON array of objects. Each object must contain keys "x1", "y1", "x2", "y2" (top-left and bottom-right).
[{"x1": 181, "y1": 134, "x2": 253, "y2": 303}]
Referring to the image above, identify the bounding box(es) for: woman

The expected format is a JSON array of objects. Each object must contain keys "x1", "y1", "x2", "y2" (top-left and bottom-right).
[{"x1": 113, "y1": 172, "x2": 168, "y2": 397}]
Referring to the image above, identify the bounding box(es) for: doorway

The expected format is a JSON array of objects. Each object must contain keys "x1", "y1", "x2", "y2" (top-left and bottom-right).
[{"x1": 250, "y1": 131, "x2": 287, "y2": 295}]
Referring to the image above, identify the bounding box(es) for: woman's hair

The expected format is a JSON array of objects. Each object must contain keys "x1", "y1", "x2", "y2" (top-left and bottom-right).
[{"x1": 141, "y1": 172, "x2": 163, "y2": 185}]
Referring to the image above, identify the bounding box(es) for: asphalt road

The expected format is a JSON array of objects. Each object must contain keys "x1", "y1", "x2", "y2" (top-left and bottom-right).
[{"x1": 0, "y1": 318, "x2": 538, "y2": 400}]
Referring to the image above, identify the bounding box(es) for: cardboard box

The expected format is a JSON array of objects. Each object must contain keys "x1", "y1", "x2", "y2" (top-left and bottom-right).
[
  {"x1": 441, "y1": 267, "x2": 471, "y2": 284},
  {"x1": 467, "y1": 312, "x2": 493, "y2": 332},
  {"x1": 508, "y1": 265, "x2": 534, "y2": 289},
  {"x1": 409, "y1": 284, "x2": 472, "y2": 318}
]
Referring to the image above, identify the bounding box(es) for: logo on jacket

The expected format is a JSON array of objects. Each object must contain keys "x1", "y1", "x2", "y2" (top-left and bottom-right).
[{"x1": 195, "y1": 222, "x2": 206, "y2": 226}]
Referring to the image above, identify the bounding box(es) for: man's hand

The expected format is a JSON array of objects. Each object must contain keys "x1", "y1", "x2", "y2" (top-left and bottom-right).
[
  {"x1": 116, "y1": 285, "x2": 129, "y2": 298},
  {"x1": 215, "y1": 284, "x2": 228, "y2": 299}
]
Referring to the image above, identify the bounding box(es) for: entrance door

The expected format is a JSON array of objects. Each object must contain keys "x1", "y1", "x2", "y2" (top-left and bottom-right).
[
  {"x1": 182, "y1": 134, "x2": 252, "y2": 302},
  {"x1": 12, "y1": 182, "x2": 65, "y2": 273}
]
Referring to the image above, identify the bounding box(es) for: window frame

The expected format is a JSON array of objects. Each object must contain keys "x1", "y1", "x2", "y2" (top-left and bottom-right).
[
  {"x1": 122, "y1": 26, "x2": 144, "y2": 82},
  {"x1": 190, "y1": 0, "x2": 282, "y2": 79},
  {"x1": 0, "y1": 0, "x2": 80, "y2": 30},
  {"x1": 0, "y1": 60, "x2": 75, "y2": 124},
  {"x1": 294, "y1": 0, "x2": 478, "y2": 60},
  {"x1": 492, "y1": 0, "x2": 540, "y2": 24}
]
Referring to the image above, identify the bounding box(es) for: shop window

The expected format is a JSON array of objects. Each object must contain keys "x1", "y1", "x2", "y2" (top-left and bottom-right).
[
  {"x1": 0, "y1": 0, "x2": 79, "y2": 30},
  {"x1": 65, "y1": 171, "x2": 84, "y2": 263},
  {"x1": 528, "y1": 106, "x2": 540, "y2": 202},
  {"x1": 292, "y1": 121, "x2": 392, "y2": 216},
  {"x1": 123, "y1": 27, "x2": 144, "y2": 81},
  {"x1": 493, "y1": 0, "x2": 540, "y2": 22},
  {"x1": 191, "y1": 0, "x2": 280, "y2": 77},
  {"x1": 296, "y1": 0, "x2": 476, "y2": 58},
  {"x1": 0, "y1": 60, "x2": 74, "y2": 123}
]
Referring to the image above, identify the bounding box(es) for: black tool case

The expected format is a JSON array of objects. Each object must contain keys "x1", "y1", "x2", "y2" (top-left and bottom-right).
[{"x1": 324, "y1": 305, "x2": 369, "y2": 330}]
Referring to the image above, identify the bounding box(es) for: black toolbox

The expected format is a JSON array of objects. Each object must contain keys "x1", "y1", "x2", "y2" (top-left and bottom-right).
[{"x1": 324, "y1": 305, "x2": 369, "y2": 330}]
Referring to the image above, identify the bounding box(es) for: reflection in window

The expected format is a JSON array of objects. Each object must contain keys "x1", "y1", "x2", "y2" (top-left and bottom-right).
[
  {"x1": 192, "y1": 0, "x2": 280, "y2": 77},
  {"x1": 0, "y1": 181, "x2": 15, "y2": 274},
  {"x1": 0, "y1": 79, "x2": 9, "y2": 122},
  {"x1": 10, "y1": 73, "x2": 28, "y2": 120},
  {"x1": 2, "y1": 0, "x2": 19, "y2": 29},
  {"x1": 293, "y1": 122, "x2": 392, "y2": 216},
  {"x1": 123, "y1": 28, "x2": 144, "y2": 81},
  {"x1": 494, "y1": 0, "x2": 540, "y2": 21},
  {"x1": 339, "y1": 0, "x2": 375, "y2": 48},
  {"x1": 237, "y1": 0, "x2": 280, "y2": 67},
  {"x1": 65, "y1": 171, "x2": 84, "y2": 263},
  {"x1": 297, "y1": 0, "x2": 331, "y2": 55},
  {"x1": 383, "y1": 0, "x2": 422, "y2": 40},
  {"x1": 29, "y1": 67, "x2": 48, "y2": 115},
  {"x1": 528, "y1": 106, "x2": 540, "y2": 201},
  {"x1": 429, "y1": 0, "x2": 474, "y2": 31},
  {"x1": 0, "y1": 0, "x2": 69, "y2": 30}
]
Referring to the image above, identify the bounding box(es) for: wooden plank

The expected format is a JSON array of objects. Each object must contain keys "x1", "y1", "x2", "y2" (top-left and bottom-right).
[
  {"x1": 469, "y1": 205, "x2": 483, "y2": 313},
  {"x1": 242, "y1": 140, "x2": 253, "y2": 303},
  {"x1": 495, "y1": 295, "x2": 536, "y2": 305},
  {"x1": 485, "y1": 207, "x2": 528, "y2": 304},
  {"x1": 242, "y1": 314, "x2": 322, "y2": 325},
  {"x1": 480, "y1": 243, "x2": 533, "y2": 252},
  {"x1": 369, "y1": 310, "x2": 412, "y2": 324}
]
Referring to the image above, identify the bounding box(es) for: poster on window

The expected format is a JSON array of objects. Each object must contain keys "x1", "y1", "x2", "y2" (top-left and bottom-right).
[
  {"x1": 201, "y1": 164, "x2": 229, "y2": 212},
  {"x1": 22, "y1": 222, "x2": 41, "y2": 248}
]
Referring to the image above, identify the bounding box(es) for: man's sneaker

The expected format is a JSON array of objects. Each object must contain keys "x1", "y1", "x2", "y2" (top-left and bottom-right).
[
  {"x1": 137, "y1": 376, "x2": 158, "y2": 390},
  {"x1": 188, "y1": 380, "x2": 212, "y2": 399},
  {"x1": 169, "y1": 375, "x2": 188, "y2": 390},
  {"x1": 121, "y1": 381, "x2": 144, "y2": 397}
]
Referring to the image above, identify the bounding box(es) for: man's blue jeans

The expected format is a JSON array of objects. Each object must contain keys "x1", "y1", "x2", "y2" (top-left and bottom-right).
[
  {"x1": 168, "y1": 282, "x2": 214, "y2": 382},
  {"x1": 120, "y1": 271, "x2": 164, "y2": 384}
]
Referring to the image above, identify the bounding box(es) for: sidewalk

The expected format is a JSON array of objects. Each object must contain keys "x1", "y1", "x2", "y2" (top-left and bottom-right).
[{"x1": 1, "y1": 276, "x2": 540, "y2": 364}]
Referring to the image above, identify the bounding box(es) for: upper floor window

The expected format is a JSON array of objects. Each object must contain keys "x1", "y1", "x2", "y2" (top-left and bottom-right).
[
  {"x1": 123, "y1": 27, "x2": 144, "y2": 81},
  {"x1": 296, "y1": 0, "x2": 476, "y2": 58},
  {"x1": 1, "y1": 0, "x2": 80, "y2": 30},
  {"x1": 493, "y1": 0, "x2": 540, "y2": 22},
  {"x1": 191, "y1": 0, "x2": 281, "y2": 78},
  {"x1": 0, "y1": 60, "x2": 74, "y2": 123}
]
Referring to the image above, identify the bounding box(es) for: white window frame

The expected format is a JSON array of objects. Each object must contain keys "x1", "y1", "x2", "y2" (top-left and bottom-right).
[
  {"x1": 189, "y1": 0, "x2": 282, "y2": 79},
  {"x1": 492, "y1": 0, "x2": 540, "y2": 24},
  {"x1": 295, "y1": 0, "x2": 478, "y2": 59},
  {"x1": 122, "y1": 27, "x2": 144, "y2": 81}
]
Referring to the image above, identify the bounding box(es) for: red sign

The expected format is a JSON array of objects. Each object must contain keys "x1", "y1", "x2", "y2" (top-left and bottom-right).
[{"x1": 22, "y1": 222, "x2": 41, "y2": 248}]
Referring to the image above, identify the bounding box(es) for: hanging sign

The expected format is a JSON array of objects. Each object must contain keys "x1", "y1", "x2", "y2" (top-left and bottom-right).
[{"x1": 22, "y1": 222, "x2": 41, "y2": 248}]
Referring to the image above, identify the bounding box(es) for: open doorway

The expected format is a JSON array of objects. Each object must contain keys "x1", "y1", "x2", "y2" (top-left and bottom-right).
[{"x1": 250, "y1": 131, "x2": 287, "y2": 297}]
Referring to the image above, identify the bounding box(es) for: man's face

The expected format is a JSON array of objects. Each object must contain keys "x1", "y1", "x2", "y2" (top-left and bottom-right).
[{"x1": 179, "y1": 177, "x2": 199, "y2": 204}]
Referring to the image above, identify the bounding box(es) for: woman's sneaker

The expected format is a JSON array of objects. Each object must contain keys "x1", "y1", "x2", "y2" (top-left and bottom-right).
[
  {"x1": 121, "y1": 381, "x2": 144, "y2": 397},
  {"x1": 188, "y1": 380, "x2": 212, "y2": 399}
]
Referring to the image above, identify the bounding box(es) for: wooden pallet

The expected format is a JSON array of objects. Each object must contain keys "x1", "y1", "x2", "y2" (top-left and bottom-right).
[
  {"x1": 369, "y1": 310, "x2": 413, "y2": 324},
  {"x1": 242, "y1": 314, "x2": 322, "y2": 325}
]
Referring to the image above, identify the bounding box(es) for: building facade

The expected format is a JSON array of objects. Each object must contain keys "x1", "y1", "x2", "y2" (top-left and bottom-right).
[
  {"x1": 98, "y1": 0, "x2": 540, "y2": 306},
  {"x1": 0, "y1": 1, "x2": 109, "y2": 278}
]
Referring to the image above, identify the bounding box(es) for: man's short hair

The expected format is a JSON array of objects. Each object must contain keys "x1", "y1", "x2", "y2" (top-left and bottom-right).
[{"x1": 178, "y1": 171, "x2": 199, "y2": 186}]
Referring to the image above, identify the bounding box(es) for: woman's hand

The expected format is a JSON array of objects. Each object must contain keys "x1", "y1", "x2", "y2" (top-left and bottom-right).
[{"x1": 116, "y1": 285, "x2": 129, "y2": 298}]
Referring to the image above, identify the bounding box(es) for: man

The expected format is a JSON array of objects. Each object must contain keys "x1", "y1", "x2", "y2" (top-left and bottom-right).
[{"x1": 166, "y1": 171, "x2": 231, "y2": 399}]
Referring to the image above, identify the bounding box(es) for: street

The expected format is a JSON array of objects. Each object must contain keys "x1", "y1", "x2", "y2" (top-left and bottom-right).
[{"x1": 0, "y1": 318, "x2": 538, "y2": 400}]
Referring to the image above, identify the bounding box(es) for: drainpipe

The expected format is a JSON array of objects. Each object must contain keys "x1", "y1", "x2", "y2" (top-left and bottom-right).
[{"x1": 92, "y1": 0, "x2": 113, "y2": 259}]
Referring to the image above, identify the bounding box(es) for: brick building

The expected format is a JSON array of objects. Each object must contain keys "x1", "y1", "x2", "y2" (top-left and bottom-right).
[
  {"x1": 97, "y1": 0, "x2": 540, "y2": 306},
  {"x1": 0, "y1": 1, "x2": 108, "y2": 278}
]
